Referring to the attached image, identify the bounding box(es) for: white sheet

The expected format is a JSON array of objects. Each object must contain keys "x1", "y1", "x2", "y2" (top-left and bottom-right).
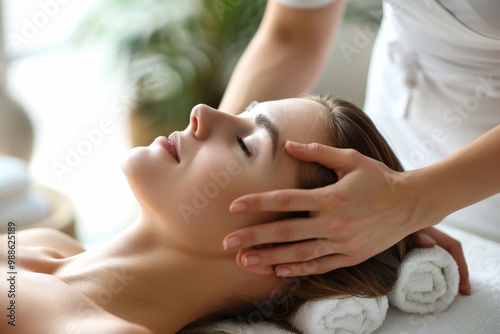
[{"x1": 376, "y1": 225, "x2": 500, "y2": 334}]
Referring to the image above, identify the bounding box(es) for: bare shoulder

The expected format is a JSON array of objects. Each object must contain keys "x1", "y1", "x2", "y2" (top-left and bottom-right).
[
  {"x1": 17, "y1": 227, "x2": 85, "y2": 256},
  {"x1": 11, "y1": 311, "x2": 154, "y2": 334},
  {"x1": 0, "y1": 270, "x2": 153, "y2": 334}
]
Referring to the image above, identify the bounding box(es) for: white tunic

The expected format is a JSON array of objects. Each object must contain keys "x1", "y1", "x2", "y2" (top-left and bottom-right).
[
  {"x1": 278, "y1": 0, "x2": 500, "y2": 242},
  {"x1": 364, "y1": 1, "x2": 500, "y2": 242}
]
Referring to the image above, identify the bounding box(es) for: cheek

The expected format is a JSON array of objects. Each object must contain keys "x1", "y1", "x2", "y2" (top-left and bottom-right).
[
  {"x1": 142, "y1": 147, "x2": 247, "y2": 225},
  {"x1": 175, "y1": 158, "x2": 246, "y2": 219}
]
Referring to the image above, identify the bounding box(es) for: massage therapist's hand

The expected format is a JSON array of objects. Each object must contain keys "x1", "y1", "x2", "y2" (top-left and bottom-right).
[{"x1": 223, "y1": 141, "x2": 470, "y2": 295}]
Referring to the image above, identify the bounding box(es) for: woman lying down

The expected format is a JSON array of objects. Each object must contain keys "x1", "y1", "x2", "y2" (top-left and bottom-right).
[{"x1": 0, "y1": 95, "x2": 413, "y2": 334}]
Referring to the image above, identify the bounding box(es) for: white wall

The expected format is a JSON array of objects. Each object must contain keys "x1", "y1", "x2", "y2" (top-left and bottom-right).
[{"x1": 314, "y1": 10, "x2": 381, "y2": 109}]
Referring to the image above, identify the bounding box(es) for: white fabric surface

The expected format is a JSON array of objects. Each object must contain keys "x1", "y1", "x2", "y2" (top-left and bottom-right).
[
  {"x1": 195, "y1": 319, "x2": 295, "y2": 334},
  {"x1": 277, "y1": 0, "x2": 335, "y2": 9},
  {"x1": 376, "y1": 225, "x2": 500, "y2": 334},
  {"x1": 364, "y1": 0, "x2": 500, "y2": 242},
  {"x1": 289, "y1": 296, "x2": 388, "y2": 334},
  {"x1": 388, "y1": 246, "x2": 459, "y2": 314},
  {"x1": 436, "y1": 0, "x2": 500, "y2": 39}
]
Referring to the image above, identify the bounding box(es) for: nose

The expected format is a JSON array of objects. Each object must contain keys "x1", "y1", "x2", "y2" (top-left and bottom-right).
[{"x1": 189, "y1": 104, "x2": 240, "y2": 140}]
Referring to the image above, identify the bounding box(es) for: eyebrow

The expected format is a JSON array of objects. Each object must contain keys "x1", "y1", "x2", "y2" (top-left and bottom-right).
[{"x1": 255, "y1": 113, "x2": 279, "y2": 159}]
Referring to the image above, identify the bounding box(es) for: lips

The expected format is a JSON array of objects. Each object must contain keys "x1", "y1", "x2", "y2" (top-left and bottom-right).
[{"x1": 158, "y1": 132, "x2": 180, "y2": 162}]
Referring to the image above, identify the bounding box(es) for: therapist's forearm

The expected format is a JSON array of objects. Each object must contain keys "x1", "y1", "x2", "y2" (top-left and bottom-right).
[
  {"x1": 219, "y1": 0, "x2": 346, "y2": 115},
  {"x1": 219, "y1": 33, "x2": 317, "y2": 114},
  {"x1": 407, "y1": 125, "x2": 500, "y2": 228}
]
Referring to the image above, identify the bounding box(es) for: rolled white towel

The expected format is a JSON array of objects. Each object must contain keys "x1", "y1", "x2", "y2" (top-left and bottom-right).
[
  {"x1": 289, "y1": 296, "x2": 388, "y2": 334},
  {"x1": 196, "y1": 318, "x2": 295, "y2": 334},
  {"x1": 388, "y1": 245, "x2": 459, "y2": 314}
]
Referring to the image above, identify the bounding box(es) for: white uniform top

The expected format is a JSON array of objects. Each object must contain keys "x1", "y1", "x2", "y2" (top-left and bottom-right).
[
  {"x1": 364, "y1": 1, "x2": 500, "y2": 242},
  {"x1": 277, "y1": 0, "x2": 336, "y2": 9},
  {"x1": 278, "y1": 0, "x2": 500, "y2": 242}
]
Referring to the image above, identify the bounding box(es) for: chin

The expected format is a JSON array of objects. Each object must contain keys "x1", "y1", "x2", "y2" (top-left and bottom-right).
[
  {"x1": 121, "y1": 146, "x2": 185, "y2": 221},
  {"x1": 121, "y1": 146, "x2": 162, "y2": 199},
  {"x1": 122, "y1": 146, "x2": 148, "y2": 179}
]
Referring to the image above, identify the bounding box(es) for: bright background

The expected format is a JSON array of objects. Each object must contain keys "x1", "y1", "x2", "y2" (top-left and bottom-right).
[{"x1": 3, "y1": 0, "x2": 138, "y2": 248}]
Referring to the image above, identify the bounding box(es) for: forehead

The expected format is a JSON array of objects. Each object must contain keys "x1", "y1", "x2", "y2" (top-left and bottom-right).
[{"x1": 255, "y1": 98, "x2": 329, "y2": 145}]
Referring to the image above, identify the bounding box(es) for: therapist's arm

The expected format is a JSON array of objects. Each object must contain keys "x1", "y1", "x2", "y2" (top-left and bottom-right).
[
  {"x1": 219, "y1": 0, "x2": 346, "y2": 114},
  {"x1": 407, "y1": 125, "x2": 500, "y2": 228}
]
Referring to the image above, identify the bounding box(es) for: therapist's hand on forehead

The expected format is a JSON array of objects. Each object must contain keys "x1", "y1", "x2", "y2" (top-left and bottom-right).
[{"x1": 222, "y1": 140, "x2": 471, "y2": 296}]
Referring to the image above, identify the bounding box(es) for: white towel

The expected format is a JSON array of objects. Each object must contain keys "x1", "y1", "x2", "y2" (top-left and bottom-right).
[
  {"x1": 289, "y1": 296, "x2": 388, "y2": 334},
  {"x1": 196, "y1": 296, "x2": 388, "y2": 334},
  {"x1": 388, "y1": 245, "x2": 459, "y2": 315},
  {"x1": 195, "y1": 319, "x2": 295, "y2": 334}
]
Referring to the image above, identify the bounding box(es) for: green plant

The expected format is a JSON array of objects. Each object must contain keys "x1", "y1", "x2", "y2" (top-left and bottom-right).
[{"x1": 73, "y1": 0, "x2": 266, "y2": 144}]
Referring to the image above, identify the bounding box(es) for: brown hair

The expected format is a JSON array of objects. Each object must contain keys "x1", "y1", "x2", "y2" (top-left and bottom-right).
[
  {"x1": 267, "y1": 94, "x2": 413, "y2": 317},
  {"x1": 180, "y1": 94, "x2": 413, "y2": 332}
]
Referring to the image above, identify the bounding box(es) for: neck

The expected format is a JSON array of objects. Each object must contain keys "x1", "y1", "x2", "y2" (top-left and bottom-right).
[{"x1": 57, "y1": 216, "x2": 277, "y2": 333}]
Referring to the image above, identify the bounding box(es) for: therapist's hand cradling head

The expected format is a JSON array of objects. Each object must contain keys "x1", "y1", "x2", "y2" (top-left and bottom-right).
[
  {"x1": 220, "y1": 96, "x2": 470, "y2": 295},
  {"x1": 221, "y1": 95, "x2": 419, "y2": 275}
]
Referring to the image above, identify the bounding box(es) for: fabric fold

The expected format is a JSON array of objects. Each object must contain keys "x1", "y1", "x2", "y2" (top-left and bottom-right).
[
  {"x1": 289, "y1": 296, "x2": 388, "y2": 334},
  {"x1": 388, "y1": 245, "x2": 459, "y2": 314}
]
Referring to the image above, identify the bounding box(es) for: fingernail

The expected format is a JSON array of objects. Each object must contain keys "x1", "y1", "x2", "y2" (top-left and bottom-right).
[
  {"x1": 243, "y1": 255, "x2": 261, "y2": 266},
  {"x1": 415, "y1": 232, "x2": 435, "y2": 246},
  {"x1": 223, "y1": 236, "x2": 241, "y2": 250},
  {"x1": 276, "y1": 267, "x2": 292, "y2": 277},
  {"x1": 286, "y1": 141, "x2": 305, "y2": 150},
  {"x1": 230, "y1": 202, "x2": 247, "y2": 213},
  {"x1": 460, "y1": 283, "x2": 471, "y2": 296}
]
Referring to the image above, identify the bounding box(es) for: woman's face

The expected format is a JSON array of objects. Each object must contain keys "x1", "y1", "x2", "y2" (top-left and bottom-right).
[{"x1": 122, "y1": 98, "x2": 329, "y2": 253}]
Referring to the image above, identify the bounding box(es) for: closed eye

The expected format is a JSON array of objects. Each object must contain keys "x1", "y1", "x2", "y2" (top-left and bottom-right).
[{"x1": 237, "y1": 137, "x2": 252, "y2": 157}]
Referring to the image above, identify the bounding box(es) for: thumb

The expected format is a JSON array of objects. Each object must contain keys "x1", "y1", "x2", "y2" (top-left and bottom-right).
[{"x1": 285, "y1": 141, "x2": 360, "y2": 173}]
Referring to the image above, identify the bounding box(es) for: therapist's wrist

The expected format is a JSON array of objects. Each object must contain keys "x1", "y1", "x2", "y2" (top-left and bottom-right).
[{"x1": 403, "y1": 168, "x2": 449, "y2": 230}]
